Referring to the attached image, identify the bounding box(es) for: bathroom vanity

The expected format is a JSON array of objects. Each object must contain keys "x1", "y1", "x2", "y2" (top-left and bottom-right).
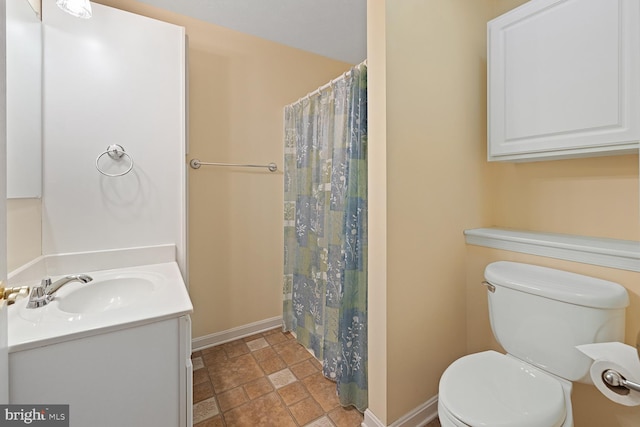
[
  {"x1": 7, "y1": 249, "x2": 193, "y2": 427},
  {"x1": 10, "y1": 316, "x2": 192, "y2": 427}
]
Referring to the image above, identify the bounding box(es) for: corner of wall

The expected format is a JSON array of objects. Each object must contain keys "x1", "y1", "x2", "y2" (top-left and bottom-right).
[{"x1": 367, "y1": 0, "x2": 388, "y2": 423}]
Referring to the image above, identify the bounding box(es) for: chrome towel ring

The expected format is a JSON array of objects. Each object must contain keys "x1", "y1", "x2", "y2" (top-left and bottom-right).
[{"x1": 96, "y1": 144, "x2": 134, "y2": 177}]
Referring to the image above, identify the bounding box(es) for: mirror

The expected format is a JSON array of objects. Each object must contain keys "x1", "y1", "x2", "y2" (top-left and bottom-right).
[{"x1": 6, "y1": 0, "x2": 42, "y2": 198}]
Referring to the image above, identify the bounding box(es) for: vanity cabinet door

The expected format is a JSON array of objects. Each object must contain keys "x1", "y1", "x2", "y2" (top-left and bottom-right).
[{"x1": 488, "y1": 0, "x2": 640, "y2": 161}]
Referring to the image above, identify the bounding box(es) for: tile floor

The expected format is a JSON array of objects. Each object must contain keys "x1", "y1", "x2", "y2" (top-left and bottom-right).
[
  {"x1": 192, "y1": 328, "x2": 365, "y2": 426},
  {"x1": 191, "y1": 327, "x2": 442, "y2": 427}
]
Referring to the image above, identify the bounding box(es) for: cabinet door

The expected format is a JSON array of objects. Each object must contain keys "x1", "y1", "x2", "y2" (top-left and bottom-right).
[{"x1": 488, "y1": 0, "x2": 640, "y2": 161}]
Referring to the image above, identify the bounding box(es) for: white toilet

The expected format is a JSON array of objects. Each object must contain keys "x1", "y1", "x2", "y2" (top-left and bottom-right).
[{"x1": 438, "y1": 261, "x2": 629, "y2": 427}]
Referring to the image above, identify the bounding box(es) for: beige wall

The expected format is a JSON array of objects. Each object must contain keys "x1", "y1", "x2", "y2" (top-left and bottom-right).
[
  {"x1": 95, "y1": 0, "x2": 352, "y2": 338},
  {"x1": 7, "y1": 199, "x2": 41, "y2": 272},
  {"x1": 371, "y1": 0, "x2": 640, "y2": 424},
  {"x1": 367, "y1": 0, "x2": 388, "y2": 422},
  {"x1": 371, "y1": 0, "x2": 495, "y2": 422},
  {"x1": 488, "y1": 155, "x2": 639, "y2": 240}
]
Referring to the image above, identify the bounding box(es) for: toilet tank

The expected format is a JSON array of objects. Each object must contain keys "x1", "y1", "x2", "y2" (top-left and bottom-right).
[{"x1": 485, "y1": 261, "x2": 629, "y2": 383}]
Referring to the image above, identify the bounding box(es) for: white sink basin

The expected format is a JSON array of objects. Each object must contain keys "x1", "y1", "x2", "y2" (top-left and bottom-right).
[
  {"x1": 58, "y1": 276, "x2": 155, "y2": 314},
  {"x1": 9, "y1": 262, "x2": 193, "y2": 353}
]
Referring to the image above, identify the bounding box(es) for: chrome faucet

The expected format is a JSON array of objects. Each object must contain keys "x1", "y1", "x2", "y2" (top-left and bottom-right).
[{"x1": 26, "y1": 274, "x2": 93, "y2": 309}]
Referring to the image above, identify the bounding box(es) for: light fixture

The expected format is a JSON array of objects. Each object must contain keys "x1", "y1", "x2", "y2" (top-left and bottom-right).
[{"x1": 56, "y1": 0, "x2": 92, "y2": 19}]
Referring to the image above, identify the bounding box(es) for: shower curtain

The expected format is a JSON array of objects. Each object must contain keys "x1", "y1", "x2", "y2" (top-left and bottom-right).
[{"x1": 283, "y1": 62, "x2": 367, "y2": 411}]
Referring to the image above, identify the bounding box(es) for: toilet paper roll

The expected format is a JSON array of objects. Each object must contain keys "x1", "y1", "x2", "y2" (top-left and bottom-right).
[
  {"x1": 577, "y1": 342, "x2": 640, "y2": 407},
  {"x1": 590, "y1": 360, "x2": 640, "y2": 406}
]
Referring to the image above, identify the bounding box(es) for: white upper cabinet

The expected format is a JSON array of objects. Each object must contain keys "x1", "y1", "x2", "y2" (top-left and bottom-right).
[{"x1": 488, "y1": 0, "x2": 640, "y2": 161}]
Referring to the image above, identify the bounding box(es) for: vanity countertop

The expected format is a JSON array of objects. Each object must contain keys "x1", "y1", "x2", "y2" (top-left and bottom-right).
[{"x1": 8, "y1": 261, "x2": 193, "y2": 353}]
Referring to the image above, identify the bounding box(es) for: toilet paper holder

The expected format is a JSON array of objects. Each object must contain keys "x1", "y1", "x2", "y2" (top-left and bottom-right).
[{"x1": 603, "y1": 369, "x2": 640, "y2": 393}]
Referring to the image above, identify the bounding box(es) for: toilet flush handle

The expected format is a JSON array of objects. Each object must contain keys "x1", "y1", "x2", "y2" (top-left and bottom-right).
[{"x1": 481, "y1": 281, "x2": 496, "y2": 293}]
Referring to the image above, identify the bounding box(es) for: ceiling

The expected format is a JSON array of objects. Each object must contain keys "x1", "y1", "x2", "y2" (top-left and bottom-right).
[{"x1": 136, "y1": 0, "x2": 367, "y2": 64}]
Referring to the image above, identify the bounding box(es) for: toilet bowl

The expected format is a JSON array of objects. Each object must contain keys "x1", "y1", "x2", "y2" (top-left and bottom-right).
[
  {"x1": 438, "y1": 351, "x2": 572, "y2": 427},
  {"x1": 437, "y1": 261, "x2": 629, "y2": 427}
]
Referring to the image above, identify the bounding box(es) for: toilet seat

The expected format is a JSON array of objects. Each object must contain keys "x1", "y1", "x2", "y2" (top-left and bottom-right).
[
  {"x1": 438, "y1": 402, "x2": 472, "y2": 427},
  {"x1": 439, "y1": 351, "x2": 567, "y2": 427}
]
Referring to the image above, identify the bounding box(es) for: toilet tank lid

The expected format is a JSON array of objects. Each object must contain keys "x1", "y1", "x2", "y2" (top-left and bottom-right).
[{"x1": 485, "y1": 261, "x2": 629, "y2": 309}]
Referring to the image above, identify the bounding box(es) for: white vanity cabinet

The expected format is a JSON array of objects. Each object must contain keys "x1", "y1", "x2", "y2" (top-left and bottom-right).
[
  {"x1": 488, "y1": 0, "x2": 640, "y2": 161},
  {"x1": 9, "y1": 315, "x2": 193, "y2": 427}
]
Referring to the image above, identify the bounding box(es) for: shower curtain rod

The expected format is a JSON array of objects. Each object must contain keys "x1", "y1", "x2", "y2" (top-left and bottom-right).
[
  {"x1": 307, "y1": 73, "x2": 348, "y2": 98},
  {"x1": 297, "y1": 59, "x2": 367, "y2": 103},
  {"x1": 189, "y1": 158, "x2": 278, "y2": 172}
]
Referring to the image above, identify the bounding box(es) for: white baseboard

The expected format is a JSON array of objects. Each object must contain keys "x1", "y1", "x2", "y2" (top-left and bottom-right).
[
  {"x1": 362, "y1": 395, "x2": 438, "y2": 427},
  {"x1": 363, "y1": 410, "x2": 386, "y2": 427},
  {"x1": 191, "y1": 316, "x2": 283, "y2": 352}
]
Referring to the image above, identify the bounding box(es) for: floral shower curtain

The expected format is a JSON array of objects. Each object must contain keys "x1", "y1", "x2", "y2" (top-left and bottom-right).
[{"x1": 283, "y1": 62, "x2": 367, "y2": 411}]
